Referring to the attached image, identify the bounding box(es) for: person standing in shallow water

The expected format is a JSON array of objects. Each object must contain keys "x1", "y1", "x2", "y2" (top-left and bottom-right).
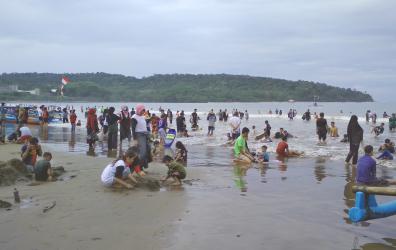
[
  {"x1": 316, "y1": 112, "x2": 328, "y2": 144},
  {"x1": 132, "y1": 104, "x2": 151, "y2": 169},
  {"x1": 106, "y1": 107, "x2": 120, "y2": 151},
  {"x1": 345, "y1": 115, "x2": 364, "y2": 166},
  {"x1": 119, "y1": 106, "x2": 132, "y2": 146}
]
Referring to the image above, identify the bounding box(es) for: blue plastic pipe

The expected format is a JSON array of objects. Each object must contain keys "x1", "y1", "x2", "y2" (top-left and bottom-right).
[{"x1": 349, "y1": 192, "x2": 396, "y2": 222}]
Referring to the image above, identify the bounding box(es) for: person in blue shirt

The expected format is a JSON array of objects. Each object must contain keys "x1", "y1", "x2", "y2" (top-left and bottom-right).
[
  {"x1": 377, "y1": 139, "x2": 395, "y2": 160},
  {"x1": 356, "y1": 145, "x2": 396, "y2": 186},
  {"x1": 258, "y1": 145, "x2": 270, "y2": 163}
]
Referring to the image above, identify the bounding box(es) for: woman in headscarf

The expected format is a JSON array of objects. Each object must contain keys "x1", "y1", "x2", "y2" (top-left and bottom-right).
[
  {"x1": 119, "y1": 105, "x2": 132, "y2": 146},
  {"x1": 345, "y1": 115, "x2": 364, "y2": 165},
  {"x1": 86, "y1": 108, "x2": 99, "y2": 149},
  {"x1": 132, "y1": 104, "x2": 151, "y2": 169}
]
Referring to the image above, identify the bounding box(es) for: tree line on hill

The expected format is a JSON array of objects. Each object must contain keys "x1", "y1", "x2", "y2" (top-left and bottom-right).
[{"x1": 0, "y1": 73, "x2": 373, "y2": 102}]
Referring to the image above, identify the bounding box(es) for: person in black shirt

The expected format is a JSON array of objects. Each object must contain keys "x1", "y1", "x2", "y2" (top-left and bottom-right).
[
  {"x1": 106, "y1": 107, "x2": 120, "y2": 151},
  {"x1": 316, "y1": 112, "x2": 328, "y2": 144}
]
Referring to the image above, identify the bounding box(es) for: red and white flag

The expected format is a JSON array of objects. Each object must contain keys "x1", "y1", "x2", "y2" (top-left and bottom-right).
[{"x1": 61, "y1": 76, "x2": 70, "y2": 85}]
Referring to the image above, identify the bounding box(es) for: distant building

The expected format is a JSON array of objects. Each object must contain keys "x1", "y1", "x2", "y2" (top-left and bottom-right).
[{"x1": 0, "y1": 85, "x2": 40, "y2": 95}]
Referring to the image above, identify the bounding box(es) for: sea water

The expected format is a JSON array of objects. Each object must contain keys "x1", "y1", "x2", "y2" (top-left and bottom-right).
[
  {"x1": 6, "y1": 101, "x2": 396, "y2": 167},
  {"x1": 5, "y1": 101, "x2": 396, "y2": 249}
]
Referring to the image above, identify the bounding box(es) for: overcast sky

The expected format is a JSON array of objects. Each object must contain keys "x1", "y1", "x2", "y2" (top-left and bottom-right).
[{"x1": 1, "y1": 0, "x2": 395, "y2": 101}]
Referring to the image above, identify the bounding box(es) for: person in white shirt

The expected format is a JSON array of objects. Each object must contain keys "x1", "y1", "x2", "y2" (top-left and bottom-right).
[
  {"x1": 229, "y1": 112, "x2": 241, "y2": 140},
  {"x1": 101, "y1": 146, "x2": 141, "y2": 189}
]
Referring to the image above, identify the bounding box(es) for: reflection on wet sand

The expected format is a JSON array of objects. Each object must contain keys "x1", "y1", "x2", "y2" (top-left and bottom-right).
[
  {"x1": 314, "y1": 157, "x2": 327, "y2": 183},
  {"x1": 233, "y1": 164, "x2": 249, "y2": 192}
]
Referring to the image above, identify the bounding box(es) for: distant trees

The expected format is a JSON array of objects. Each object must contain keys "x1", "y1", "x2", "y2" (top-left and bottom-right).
[{"x1": 0, "y1": 73, "x2": 373, "y2": 102}]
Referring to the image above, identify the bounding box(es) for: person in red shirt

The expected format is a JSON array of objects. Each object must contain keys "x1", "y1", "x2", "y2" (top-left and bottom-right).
[
  {"x1": 276, "y1": 136, "x2": 303, "y2": 158},
  {"x1": 86, "y1": 108, "x2": 99, "y2": 149},
  {"x1": 69, "y1": 109, "x2": 77, "y2": 132},
  {"x1": 276, "y1": 137, "x2": 289, "y2": 157}
]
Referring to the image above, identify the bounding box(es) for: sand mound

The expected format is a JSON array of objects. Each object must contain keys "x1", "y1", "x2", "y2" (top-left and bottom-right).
[
  {"x1": 0, "y1": 200, "x2": 12, "y2": 208},
  {"x1": 7, "y1": 158, "x2": 28, "y2": 174},
  {"x1": 0, "y1": 166, "x2": 19, "y2": 186},
  {"x1": 135, "y1": 176, "x2": 161, "y2": 191}
]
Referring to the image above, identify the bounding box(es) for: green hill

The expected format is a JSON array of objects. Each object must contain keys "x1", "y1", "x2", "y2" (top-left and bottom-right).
[{"x1": 0, "y1": 73, "x2": 373, "y2": 102}]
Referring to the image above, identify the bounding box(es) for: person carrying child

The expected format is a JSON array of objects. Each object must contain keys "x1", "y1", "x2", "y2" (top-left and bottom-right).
[
  {"x1": 100, "y1": 146, "x2": 141, "y2": 189},
  {"x1": 34, "y1": 152, "x2": 53, "y2": 182},
  {"x1": 162, "y1": 155, "x2": 186, "y2": 186},
  {"x1": 21, "y1": 137, "x2": 43, "y2": 173}
]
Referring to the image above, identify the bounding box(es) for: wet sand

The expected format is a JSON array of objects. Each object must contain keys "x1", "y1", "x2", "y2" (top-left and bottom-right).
[
  {"x1": 1, "y1": 144, "x2": 396, "y2": 250},
  {"x1": 0, "y1": 144, "x2": 201, "y2": 250}
]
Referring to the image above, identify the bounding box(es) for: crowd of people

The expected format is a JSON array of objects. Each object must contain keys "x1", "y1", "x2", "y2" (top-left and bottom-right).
[{"x1": 1, "y1": 101, "x2": 396, "y2": 189}]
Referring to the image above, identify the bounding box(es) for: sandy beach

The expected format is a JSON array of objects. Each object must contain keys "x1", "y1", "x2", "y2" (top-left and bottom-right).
[
  {"x1": 0, "y1": 143, "x2": 204, "y2": 250},
  {"x1": 2, "y1": 141, "x2": 396, "y2": 250}
]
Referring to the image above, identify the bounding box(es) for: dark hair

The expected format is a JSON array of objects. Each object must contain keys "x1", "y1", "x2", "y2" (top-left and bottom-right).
[
  {"x1": 281, "y1": 136, "x2": 288, "y2": 141},
  {"x1": 114, "y1": 146, "x2": 139, "y2": 164},
  {"x1": 364, "y1": 145, "x2": 373, "y2": 154},
  {"x1": 241, "y1": 127, "x2": 250, "y2": 134},
  {"x1": 175, "y1": 141, "x2": 187, "y2": 151},
  {"x1": 385, "y1": 139, "x2": 391, "y2": 143},
  {"x1": 108, "y1": 107, "x2": 115, "y2": 114},
  {"x1": 162, "y1": 155, "x2": 173, "y2": 163},
  {"x1": 29, "y1": 137, "x2": 39, "y2": 145},
  {"x1": 320, "y1": 112, "x2": 324, "y2": 117},
  {"x1": 124, "y1": 146, "x2": 139, "y2": 158},
  {"x1": 43, "y1": 152, "x2": 52, "y2": 158},
  {"x1": 262, "y1": 145, "x2": 268, "y2": 149}
]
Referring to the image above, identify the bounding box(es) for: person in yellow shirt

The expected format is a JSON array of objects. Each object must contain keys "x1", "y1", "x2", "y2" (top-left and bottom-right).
[{"x1": 329, "y1": 121, "x2": 339, "y2": 137}]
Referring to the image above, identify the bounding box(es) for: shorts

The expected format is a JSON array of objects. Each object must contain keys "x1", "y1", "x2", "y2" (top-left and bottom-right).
[
  {"x1": 171, "y1": 171, "x2": 186, "y2": 180},
  {"x1": 234, "y1": 154, "x2": 251, "y2": 163},
  {"x1": 208, "y1": 126, "x2": 215, "y2": 131},
  {"x1": 318, "y1": 132, "x2": 327, "y2": 141},
  {"x1": 159, "y1": 128, "x2": 166, "y2": 141},
  {"x1": 232, "y1": 132, "x2": 240, "y2": 140}
]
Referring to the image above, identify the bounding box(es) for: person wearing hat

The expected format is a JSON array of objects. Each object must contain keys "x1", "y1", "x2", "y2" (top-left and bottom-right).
[{"x1": 132, "y1": 104, "x2": 151, "y2": 169}]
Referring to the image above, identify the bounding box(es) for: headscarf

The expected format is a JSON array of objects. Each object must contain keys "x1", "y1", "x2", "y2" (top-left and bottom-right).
[
  {"x1": 86, "y1": 108, "x2": 97, "y2": 130},
  {"x1": 136, "y1": 104, "x2": 145, "y2": 115}
]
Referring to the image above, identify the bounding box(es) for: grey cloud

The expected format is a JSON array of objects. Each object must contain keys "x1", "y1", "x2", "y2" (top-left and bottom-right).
[{"x1": 1, "y1": 0, "x2": 396, "y2": 101}]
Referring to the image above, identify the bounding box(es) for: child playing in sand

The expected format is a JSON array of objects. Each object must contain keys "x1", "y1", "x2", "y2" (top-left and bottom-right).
[
  {"x1": 34, "y1": 152, "x2": 53, "y2": 181},
  {"x1": 100, "y1": 147, "x2": 140, "y2": 189},
  {"x1": 257, "y1": 145, "x2": 270, "y2": 163},
  {"x1": 162, "y1": 155, "x2": 186, "y2": 186},
  {"x1": 21, "y1": 137, "x2": 43, "y2": 173},
  {"x1": 174, "y1": 141, "x2": 188, "y2": 166}
]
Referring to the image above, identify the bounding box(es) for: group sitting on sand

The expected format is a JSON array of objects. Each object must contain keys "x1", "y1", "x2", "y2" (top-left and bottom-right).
[
  {"x1": 101, "y1": 146, "x2": 187, "y2": 189},
  {"x1": 233, "y1": 127, "x2": 303, "y2": 164}
]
